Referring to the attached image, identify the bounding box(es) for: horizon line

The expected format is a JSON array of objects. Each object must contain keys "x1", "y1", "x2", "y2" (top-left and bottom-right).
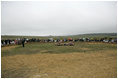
[{"x1": 1, "y1": 32, "x2": 117, "y2": 37}]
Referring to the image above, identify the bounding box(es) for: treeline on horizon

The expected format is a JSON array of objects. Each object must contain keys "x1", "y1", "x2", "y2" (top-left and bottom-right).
[{"x1": 1, "y1": 33, "x2": 117, "y2": 40}]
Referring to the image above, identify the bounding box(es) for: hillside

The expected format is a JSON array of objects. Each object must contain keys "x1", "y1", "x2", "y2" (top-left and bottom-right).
[{"x1": 1, "y1": 33, "x2": 117, "y2": 40}]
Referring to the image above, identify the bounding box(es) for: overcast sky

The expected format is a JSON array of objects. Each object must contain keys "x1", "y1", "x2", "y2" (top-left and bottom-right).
[{"x1": 1, "y1": 1, "x2": 117, "y2": 36}]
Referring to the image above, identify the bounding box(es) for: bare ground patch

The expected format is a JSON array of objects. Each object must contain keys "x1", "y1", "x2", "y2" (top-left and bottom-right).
[{"x1": 1, "y1": 50, "x2": 117, "y2": 78}]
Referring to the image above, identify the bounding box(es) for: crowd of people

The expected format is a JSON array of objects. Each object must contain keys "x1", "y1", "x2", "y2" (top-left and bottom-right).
[{"x1": 1, "y1": 37, "x2": 117, "y2": 47}]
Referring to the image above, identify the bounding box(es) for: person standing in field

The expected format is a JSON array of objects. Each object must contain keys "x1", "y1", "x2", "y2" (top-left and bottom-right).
[{"x1": 22, "y1": 39, "x2": 25, "y2": 47}]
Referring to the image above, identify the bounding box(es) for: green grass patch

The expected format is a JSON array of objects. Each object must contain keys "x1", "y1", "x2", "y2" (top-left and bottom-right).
[{"x1": 1, "y1": 42, "x2": 117, "y2": 57}]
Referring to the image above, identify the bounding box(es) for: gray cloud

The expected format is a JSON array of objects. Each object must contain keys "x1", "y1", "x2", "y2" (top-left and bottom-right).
[{"x1": 1, "y1": 1, "x2": 117, "y2": 36}]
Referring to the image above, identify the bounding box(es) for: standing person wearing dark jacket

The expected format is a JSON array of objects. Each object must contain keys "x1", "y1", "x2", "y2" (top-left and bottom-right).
[{"x1": 22, "y1": 39, "x2": 25, "y2": 47}]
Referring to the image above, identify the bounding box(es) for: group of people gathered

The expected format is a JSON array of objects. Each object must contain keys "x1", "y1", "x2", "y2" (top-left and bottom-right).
[{"x1": 1, "y1": 37, "x2": 117, "y2": 47}]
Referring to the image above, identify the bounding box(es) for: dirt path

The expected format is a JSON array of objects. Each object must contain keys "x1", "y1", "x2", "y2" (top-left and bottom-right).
[{"x1": 1, "y1": 50, "x2": 117, "y2": 78}]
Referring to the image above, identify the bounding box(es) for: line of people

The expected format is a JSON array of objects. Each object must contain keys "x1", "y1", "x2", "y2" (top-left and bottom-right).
[{"x1": 1, "y1": 37, "x2": 117, "y2": 47}]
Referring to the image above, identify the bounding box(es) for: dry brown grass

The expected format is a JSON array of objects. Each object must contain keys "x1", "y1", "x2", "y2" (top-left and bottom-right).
[
  {"x1": 79, "y1": 47, "x2": 90, "y2": 51},
  {"x1": 2, "y1": 50, "x2": 117, "y2": 78},
  {"x1": 1, "y1": 45, "x2": 18, "y2": 51}
]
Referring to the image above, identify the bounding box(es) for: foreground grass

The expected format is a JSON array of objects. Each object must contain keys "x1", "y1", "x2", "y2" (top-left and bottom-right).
[{"x1": 1, "y1": 42, "x2": 117, "y2": 78}]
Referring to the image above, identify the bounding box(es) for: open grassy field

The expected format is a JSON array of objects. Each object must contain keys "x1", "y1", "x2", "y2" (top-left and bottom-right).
[{"x1": 1, "y1": 42, "x2": 117, "y2": 78}]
